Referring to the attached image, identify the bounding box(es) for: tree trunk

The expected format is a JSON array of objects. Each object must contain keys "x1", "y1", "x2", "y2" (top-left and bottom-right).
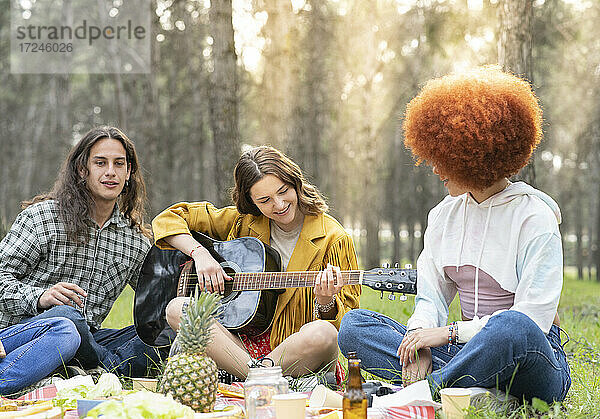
[
  {"x1": 576, "y1": 210, "x2": 583, "y2": 280},
  {"x1": 497, "y1": 0, "x2": 536, "y2": 186},
  {"x1": 365, "y1": 215, "x2": 381, "y2": 269},
  {"x1": 408, "y1": 221, "x2": 415, "y2": 265},
  {"x1": 259, "y1": 0, "x2": 294, "y2": 149},
  {"x1": 596, "y1": 179, "x2": 600, "y2": 281},
  {"x1": 209, "y1": 0, "x2": 240, "y2": 206}
]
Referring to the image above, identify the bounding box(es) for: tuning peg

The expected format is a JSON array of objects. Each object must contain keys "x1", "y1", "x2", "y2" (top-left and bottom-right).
[
  {"x1": 394, "y1": 262, "x2": 399, "y2": 268},
  {"x1": 399, "y1": 294, "x2": 408, "y2": 302},
  {"x1": 404, "y1": 264, "x2": 412, "y2": 269},
  {"x1": 380, "y1": 291, "x2": 384, "y2": 300},
  {"x1": 388, "y1": 294, "x2": 396, "y2": 301},
  {"x1": 382, "y1": 262, "x2": 390, "y2": 268}
]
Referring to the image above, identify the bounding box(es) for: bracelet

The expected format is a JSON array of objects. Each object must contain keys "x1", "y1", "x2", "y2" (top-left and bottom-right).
[
  {"x1": 189, "y1": 245, "x2": 203, "y2": 259},
  {"x1": 448, "y1": 322, "x2": 458, "y2": 352},
  {"x1": 313, "y1": 295, "x2": 336, "y2": 320},
  {"x1": 406, "y1": 327, "x2": 422, "y2": 335},
  {"x1": 316, "y1": 296, "x2": 336, "y2": 312}
]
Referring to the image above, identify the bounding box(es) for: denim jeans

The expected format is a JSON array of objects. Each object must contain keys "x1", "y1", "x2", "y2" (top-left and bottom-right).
[
  {"x1": 0, "y1": 317, "x2": 80, "y2": 395},
  {"x1": 23, "y1": 306, "x2": 162, "y2": 377},
  {"x1": 338, "y1": 309, "x2": 571, "y2": 403}
]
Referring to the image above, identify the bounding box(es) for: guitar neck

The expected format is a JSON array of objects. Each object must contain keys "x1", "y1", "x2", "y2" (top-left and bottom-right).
[{"x1": 231, "y1": 270, "x2": 363, "y2": 291}]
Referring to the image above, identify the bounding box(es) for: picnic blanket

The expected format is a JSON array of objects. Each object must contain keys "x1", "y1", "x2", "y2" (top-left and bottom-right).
[{"x1": 14, "y1": 384, "x2": 435, "y2": 418}]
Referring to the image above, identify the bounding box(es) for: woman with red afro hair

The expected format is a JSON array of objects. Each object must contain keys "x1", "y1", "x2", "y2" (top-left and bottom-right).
[{"x1": 338, "y1": 67, "x2": 571, "y2": 405}]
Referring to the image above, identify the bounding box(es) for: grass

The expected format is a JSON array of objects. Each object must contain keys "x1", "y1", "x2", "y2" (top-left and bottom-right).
[{"x1": 105, "y1": 271, "x2": 600, "y2": 418}]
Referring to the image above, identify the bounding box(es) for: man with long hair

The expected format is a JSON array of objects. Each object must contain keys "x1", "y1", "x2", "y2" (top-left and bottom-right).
[{"x1": 0, "y1": 126, "x2": 160, "y2": 378}]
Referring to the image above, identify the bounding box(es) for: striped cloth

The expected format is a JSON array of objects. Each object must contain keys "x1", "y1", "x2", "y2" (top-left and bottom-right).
[
  {"x1": 16, "y1": 384, "x2": 435, "y2": 418},
  {"x1": 216, "y1": 385, "x2": 435, "y2": 418},
  {"x1": 16, "y1": 384, "x2": 57, "y2": 401}
]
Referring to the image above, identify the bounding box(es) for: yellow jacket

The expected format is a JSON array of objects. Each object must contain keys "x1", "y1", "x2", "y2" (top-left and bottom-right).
[{"x1": 152, "y1": 201, "x2": 361, "y2": 349}]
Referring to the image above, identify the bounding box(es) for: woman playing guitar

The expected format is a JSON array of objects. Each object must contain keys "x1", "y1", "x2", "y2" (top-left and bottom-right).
[{"x1": 152, "y1": 146, "x2": 360, "y2": 384}]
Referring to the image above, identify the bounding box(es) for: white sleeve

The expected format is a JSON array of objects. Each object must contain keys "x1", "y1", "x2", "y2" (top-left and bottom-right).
[
  {"x1": 407, "y1": 223, "x2": 457, "y2": 331},
  {"x1": 511, "y1": 232, "x2": 562, "y2": 334}
]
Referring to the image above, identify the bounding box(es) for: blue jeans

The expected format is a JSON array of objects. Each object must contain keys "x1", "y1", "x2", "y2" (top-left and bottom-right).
[
  {"x1": 338, "y1": 309, "x2": 571, "y2": 403},
  {"x1": 23, "y1": 306, "x2": 162, "y2": 377},
  {"x1": 0, "y1": 317, "x2": 79, "y2": 395}
]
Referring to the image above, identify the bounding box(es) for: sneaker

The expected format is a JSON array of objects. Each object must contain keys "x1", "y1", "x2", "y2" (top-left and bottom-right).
[
  {"x1": 85, "y1": 366, "x2": 108, "y2": 381},
  {"x1": 53, "y1": 365, "x2": 86, "y2": 379},
  {"x1": 469, "y1": 387, "x2": 520, "y2": 414}
]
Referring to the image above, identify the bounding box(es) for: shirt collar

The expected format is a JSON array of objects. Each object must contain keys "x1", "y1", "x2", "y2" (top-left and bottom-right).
[{"x1": 88, "y1": 204, "x2": 129, "y2": 229}]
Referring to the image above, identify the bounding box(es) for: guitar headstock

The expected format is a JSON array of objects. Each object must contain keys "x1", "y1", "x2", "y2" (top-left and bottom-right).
[{"x1": 362, "y1": 264, "x2": 417, "y2": 299}]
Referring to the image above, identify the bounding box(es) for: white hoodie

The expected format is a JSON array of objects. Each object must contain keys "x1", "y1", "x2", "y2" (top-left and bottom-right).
[{"x1": 407, "y1": 182, "x2": 563, "y2": 342}]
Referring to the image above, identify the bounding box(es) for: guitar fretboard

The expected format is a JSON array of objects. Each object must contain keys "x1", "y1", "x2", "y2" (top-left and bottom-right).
[
  {"x1": 232, "y1": 270, "x2": 362, "y2": 290},
  {"x1": 182, "y1": 270, "x2": 363, "y2": 291}
]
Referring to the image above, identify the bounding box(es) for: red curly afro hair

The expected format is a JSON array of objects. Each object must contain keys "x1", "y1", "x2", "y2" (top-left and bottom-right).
[{"x1": 403, "y1": 66, "x2": 542, "y2": 190}]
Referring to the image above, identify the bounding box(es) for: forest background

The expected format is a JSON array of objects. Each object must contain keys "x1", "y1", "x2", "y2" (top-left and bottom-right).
[
  {"x1": 1, "y1": 1, "x2": 600, "y2": 416},
  {"x1": 1, "y1": 0, "x2": 600, "y2": 280}
]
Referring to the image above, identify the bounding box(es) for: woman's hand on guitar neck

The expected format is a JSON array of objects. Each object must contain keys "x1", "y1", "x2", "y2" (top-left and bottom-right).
[
  {"x1": 165, "y1": 233, "x2": 231, "y2": 294},
  {"x1": 314, "y1": 263, "x2": 344, "y2": 305}
]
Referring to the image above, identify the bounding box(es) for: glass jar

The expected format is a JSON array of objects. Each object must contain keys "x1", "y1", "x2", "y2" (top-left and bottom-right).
[{"x1": 244, "y1": 366, "x2": 289, "y2": 419}]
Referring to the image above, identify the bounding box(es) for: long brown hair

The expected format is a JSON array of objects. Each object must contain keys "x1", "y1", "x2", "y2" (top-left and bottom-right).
[
  {"x1": 231, "y1": 146, "x2": 328, "y2": 216},
  {"x1": 23, "y1": 126, "x2": 150, "y2": 242}
]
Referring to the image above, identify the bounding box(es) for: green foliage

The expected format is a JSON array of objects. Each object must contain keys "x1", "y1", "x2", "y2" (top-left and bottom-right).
[{"x1": 102, "y1": 285, "x2": 134, "y2": 329}]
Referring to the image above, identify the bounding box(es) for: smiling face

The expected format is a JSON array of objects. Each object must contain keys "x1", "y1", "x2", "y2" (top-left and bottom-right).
[
  {"x1": 249, "y1": 174, "x2": 303, "y2": 231},
  {"x1": 433, "y1": 166, "x2": 469, "y2": 197},
  {"x1": 84, "y1": 138, "x2": 131, "y2": 207}
]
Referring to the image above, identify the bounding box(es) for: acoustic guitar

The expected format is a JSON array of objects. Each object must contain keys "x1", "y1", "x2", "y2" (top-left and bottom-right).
[{"x1": 134, "y1": 231, "x2": 417, "y2": 347}]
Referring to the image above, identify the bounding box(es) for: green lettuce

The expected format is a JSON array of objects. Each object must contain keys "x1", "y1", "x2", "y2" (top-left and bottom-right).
[
  {"x1": 87, "y1": 373, "x2": 122, "y2": 398},
  {"x1": 85, "y1": 391, "x2": 194, "y2": 418},
  {"x1": 53, "y1": 384, "x2": 95, "y2": 409}
]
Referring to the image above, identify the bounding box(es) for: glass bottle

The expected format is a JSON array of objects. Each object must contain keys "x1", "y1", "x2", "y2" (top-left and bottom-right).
[
  {"x1": 346, "y1": 351, "x2": 365, "y2": 383},
  {"x1": 244, "y1": 366, "x2": 289, "y2": 419},
  {"x1": 343, "y1": 359, "x2": 367, "y2": 419}
]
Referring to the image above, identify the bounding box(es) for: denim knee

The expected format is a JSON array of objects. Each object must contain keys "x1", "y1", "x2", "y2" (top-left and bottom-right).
[
  {"x1": 482, "y1": 310, "x2": 539, "y2": 348},
  {"x1": 338, "y1": 309, "x2": 373, "y2": 356},
  {"x1": 46, "y1": 317, "x2": 81, "y2": 360},
  {"x1": 42, "y1": 306, "x2": 86, "y2": 325}
]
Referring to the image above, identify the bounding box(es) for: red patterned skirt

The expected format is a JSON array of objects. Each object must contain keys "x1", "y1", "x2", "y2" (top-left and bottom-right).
[{"x1": 239, "y1": 327, "x2": 345, "y2": 385}]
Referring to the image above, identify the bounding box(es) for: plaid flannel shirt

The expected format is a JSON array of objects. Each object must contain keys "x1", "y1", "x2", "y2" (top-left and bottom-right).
[{"x1": 0, "y1": 200, "x2": 150, "y2": 330}]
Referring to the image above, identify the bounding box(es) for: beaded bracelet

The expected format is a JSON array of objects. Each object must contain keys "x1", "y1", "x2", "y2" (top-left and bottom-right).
[
  {"x1": 313, "y1": 295, "x2": 337, "y2": 320},
  {"x1": 448, "y1": 321, "x2": 457, "y2": 352}
]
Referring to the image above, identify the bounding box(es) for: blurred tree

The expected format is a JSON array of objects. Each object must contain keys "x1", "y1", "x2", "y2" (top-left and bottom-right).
[
  {"x1": 497, "y1": 0, "x2": 536, "y2": 186},
  {"x1": 209, "y1": 0, "x2": 240, "y2": 205}
]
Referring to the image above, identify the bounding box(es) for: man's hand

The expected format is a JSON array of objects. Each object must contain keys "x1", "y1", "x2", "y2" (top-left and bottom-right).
[
  {"x1": 37, "y1": 282, "x2": 87, "y2": 310},
  {"x1": 401, "y1": 347, "x2": 432, "y2": 386},
  {"x1": 0, "y1": 341, "x2": 5, "y2": 358}
]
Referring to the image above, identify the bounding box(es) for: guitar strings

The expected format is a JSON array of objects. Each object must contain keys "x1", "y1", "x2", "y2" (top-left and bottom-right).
[{"x1": 178, "y1": 271, "x2": 363, "y2": 291}]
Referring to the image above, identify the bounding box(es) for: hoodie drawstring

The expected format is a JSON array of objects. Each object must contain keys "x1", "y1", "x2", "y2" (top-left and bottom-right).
[
  {"x1": 473, "y1": 197, "x2": 495, "y2": 319},
  {"x1": 456, "y1": 195, "x2": 468, "y2": 272}
]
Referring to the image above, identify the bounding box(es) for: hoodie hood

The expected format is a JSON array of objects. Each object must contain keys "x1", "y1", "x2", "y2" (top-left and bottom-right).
[{"x1": 472, "y1": 181, "x2": 561, "y2": 224}]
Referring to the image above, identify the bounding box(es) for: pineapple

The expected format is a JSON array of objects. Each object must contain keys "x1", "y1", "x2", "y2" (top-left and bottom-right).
[{"x1": 159, "y1": 290, "x2": 221, "y2": 412}]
